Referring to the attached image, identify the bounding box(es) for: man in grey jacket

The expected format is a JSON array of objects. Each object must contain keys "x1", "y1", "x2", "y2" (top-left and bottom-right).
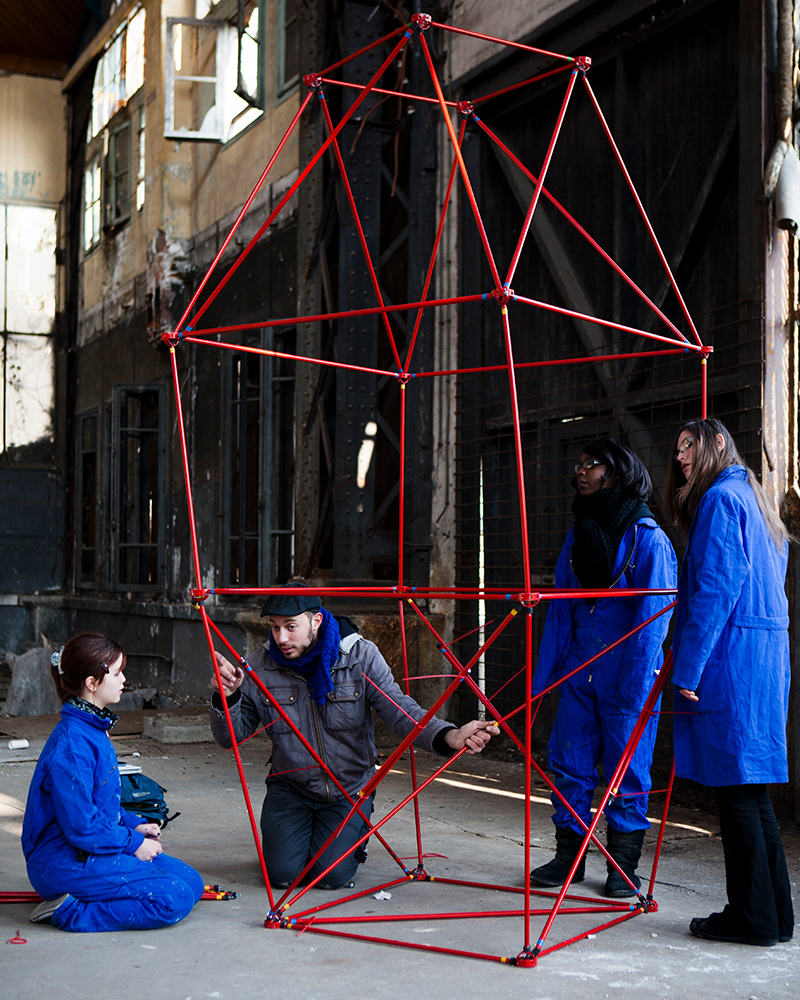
[{"x1": 210, "y1": 586, "x2": 498, "y2": 889}]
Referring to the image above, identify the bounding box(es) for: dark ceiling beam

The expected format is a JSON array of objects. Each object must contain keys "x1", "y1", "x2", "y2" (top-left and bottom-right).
[
  {"x1": 0, "y1": 0, "x2": 94, "y2": 78},
  {"x1": 0, "y1": 54, "x2": 69, "y2": 78}
]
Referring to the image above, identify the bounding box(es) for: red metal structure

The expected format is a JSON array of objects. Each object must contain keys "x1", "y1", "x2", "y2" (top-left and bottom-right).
[{"x1": 163, "y1": 13, "x2": 706, "y2": 966}]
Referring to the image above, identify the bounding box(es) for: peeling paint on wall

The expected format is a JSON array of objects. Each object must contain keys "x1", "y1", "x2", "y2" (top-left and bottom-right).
[{"x1": 0, "y1": 171, "x2": 42, "y2": 201}]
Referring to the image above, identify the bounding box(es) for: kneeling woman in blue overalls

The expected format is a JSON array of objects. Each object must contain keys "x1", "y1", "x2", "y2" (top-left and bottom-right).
[
  {"x1": 22, "y1": 632, "x2": 204, "y2": 931},
  {"x1": 531, "y1": 438, "x2": 677, "y2": 895}
]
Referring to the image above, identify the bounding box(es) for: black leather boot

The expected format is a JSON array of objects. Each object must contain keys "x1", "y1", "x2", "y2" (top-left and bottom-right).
[
  {"x1": 604, "y1": 827, "x2": 645, "y2": 897},
  {"x1": 530, "y1": 826, "x2": 587, "y2": 887}
]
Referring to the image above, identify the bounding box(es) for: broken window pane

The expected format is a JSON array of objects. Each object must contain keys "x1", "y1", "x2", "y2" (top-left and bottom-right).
[
  {"x1": 126, "y1": 7, "x2": 146, "y2": 98},
  {"x1": 5, "y1": 205, "x2": 57, "y2": 335},
  {"x1": 4, "y1": 333, "x2": 54, "y2": 459},
  {"x1": 166, "y1": 19, "x2": 223, "y2": 140},
  {"x1": 91, "y1": 7, "x2": 147, "y2": 138},
  {"x1": 1, "y1": 204, "x2": 56, "y2": 463}
]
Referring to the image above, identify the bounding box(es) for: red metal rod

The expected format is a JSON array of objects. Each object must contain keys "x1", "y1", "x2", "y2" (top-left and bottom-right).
[
  {"x1": 505, "y1": 68, "x2": 578, "y2": 288},
  {"x1": 180, "y1": 291, "x2": 486, "y2": 338},
  {"x1": 319, "y1": 94, "x2": 402, "y2": 369},
  {"x1": 318, "y1": 76, "x2": 458, "y2": 108},
  {"x1": 204, "y1": 584, "x2": 676, "y2": 601},
  {"x1": 473, "y1": 63, "x2": 575, "y2": 107},
  {"x1": 581, "y1": 75, "x2": 702, "y2": 347},
  {"x1": 316, "y1": 24, "x2": 408, "y2": 77},
  {"x1": 648, "y1": 754, "x2": 676, "y2": 897},
  {"x1": 536, "y1": 908, "x2": 643, "y2": 958},
  {"x1": 184, "y1": 333, "x2": 697, "y2": 379},
  {"x1": 417, "y1": 31, "x2": 503, "y2": 291},
  {"x1": 473, "y1": 115, "x2": 692, "y2": 344},
  {"x1": 182, "y1": 335, "x2": 396, "y2": 378},
  {"x1": 171, "y1": 90, "x2": 313, "y2": 337},
  {"x1": 199, "y1": 607, "x2": 274, "y2": 909},
  {"x1": 403, "y1": 119, "x2": 467, "y2": 376},
  {"x1": 429, "y1": 20, "x2": 575, "y2": 63},
  {"x1": 416, "y1": 348, "x2": 689, "y2": 379},
  {"x1": 429, "y1": 876, "x2": 629, "y2": 908},
  {"x1": 398, "y1": 386, "x2": 407, "y2": 587},
  {"x1": 511, "y1": 293, "x2": 697, "y2": 348},
  {"x1": 185, "y1": 29, "x2": 415, "y2": 333},
  {"x1": 292, "y1": 923, "x2": 511, "y2": 964},
  {"x1": 398, "y1": 600, "x2": 426, "y2": 869},
  {"x1": 287, "y1": 877, "x2": 412, "y2": 921},
  {"x1": 522, "y1": 610, "x2": 534, "y2": 949},
  {"x1": 292, "y1": 905, "x2": 626, "y2": 925},
  {"x1": 501, "y1": 307, "x2": 532, "y2": 592},
  {"x1": 169, "y1": 348, "x2": 203, "y2": 591},
  {"x1": 701, "y1": 355, "x2": 708, "y2": 418}
]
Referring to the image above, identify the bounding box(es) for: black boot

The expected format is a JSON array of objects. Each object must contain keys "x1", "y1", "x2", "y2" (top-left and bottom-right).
[
  {"x1": 604, "y1": 827, "x2": 645, "y2": 897},
  {"x1": 530, "y1": 827, "x2": 587, "y2": 887}
]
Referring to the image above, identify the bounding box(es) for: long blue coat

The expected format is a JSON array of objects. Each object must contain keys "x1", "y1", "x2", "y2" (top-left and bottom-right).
[{"x1": 672, "y1": 466, "x2": 790, "y2": 786}]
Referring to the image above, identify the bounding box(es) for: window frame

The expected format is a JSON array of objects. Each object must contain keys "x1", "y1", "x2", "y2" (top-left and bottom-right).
[
  {"x1": 276, "y1": 0, "x2": 300, "y2": 101},
  {"x1": 164, "y1": 16, "x2": 229, "y2": 142},
  {"x1": 222, "y1": 326, "x2": 295, "y2": 588},
  {"x1": 164, "y1": 1, "x2": 266, "y2": 144},
  {"x1": 106, "y1": 116, "x2": 133, "y2": 229},
  {"x1": 235, "y1": 0, "x2": 265, "y2": 111},
  {"x1": 111, "y1": 382, "x2": 166, "y2": 593},
  {"x1": 83, "y1": 155, "x2": 103, "y2": 254},
  {"x1": 75, "y1": 409, "x2": 100, "y2": 588}
]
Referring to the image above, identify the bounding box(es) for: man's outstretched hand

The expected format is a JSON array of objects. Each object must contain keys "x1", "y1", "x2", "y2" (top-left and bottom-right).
[{"x1": 444, "y1": 719, "x2": 501, "y2": 755}]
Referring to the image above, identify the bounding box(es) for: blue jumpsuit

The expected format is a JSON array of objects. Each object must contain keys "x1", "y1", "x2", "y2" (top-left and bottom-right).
[
  {"x1": 532, "y1": 517, "x2": 677, "y2": 834},
  {"x1": 22, "y1": 701, "x2": 204, "y2": 932}
]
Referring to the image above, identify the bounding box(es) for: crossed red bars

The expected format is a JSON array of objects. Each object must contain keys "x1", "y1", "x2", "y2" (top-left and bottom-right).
[{"x1": 163, "y1": 11, "x2": 706, "y2": 966}]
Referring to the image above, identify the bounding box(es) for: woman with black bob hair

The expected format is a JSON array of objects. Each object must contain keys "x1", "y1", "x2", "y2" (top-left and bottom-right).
[
  {"x1": 666, "y1": 418, "x2": 794, "y2": 946},
  {"x1": 22, "y1": 631, "x2": 204, "y2": 932},
  {"x1": 531, "y1": 438, "x2": 677, "y2": 896}
]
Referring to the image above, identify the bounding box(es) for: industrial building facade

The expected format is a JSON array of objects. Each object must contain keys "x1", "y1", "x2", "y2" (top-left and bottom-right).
[{"x1": 1, "y1": 0, "x2": 798, "y2": 812}]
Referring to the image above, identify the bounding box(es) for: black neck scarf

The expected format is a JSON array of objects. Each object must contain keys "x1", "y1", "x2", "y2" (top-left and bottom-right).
[{"x1": 570, "y1": 487, "x2": 651, "y2": 589}]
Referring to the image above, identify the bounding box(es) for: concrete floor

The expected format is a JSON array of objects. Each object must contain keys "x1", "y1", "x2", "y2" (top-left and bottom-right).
[{"x1": 1, "y1": 718, "x2": 799, "y2": 999}]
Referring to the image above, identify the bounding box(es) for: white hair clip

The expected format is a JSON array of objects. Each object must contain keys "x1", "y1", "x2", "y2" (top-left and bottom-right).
[{"x1": 51, "y1": 647, "x2": 64, "y2": 675}]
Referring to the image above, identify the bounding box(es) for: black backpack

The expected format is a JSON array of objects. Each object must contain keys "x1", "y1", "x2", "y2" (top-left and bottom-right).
[{"x1": 120, "y1": 772, "x2": 180, "y2": 828}]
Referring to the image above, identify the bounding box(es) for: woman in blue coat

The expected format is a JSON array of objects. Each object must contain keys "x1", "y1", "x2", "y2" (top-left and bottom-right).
[
  {"x1": 666, "y1": 417, "x2": 794, "y2": 947},
  {"x1": 531, "y1": 439, "x2": 677, "y2": 896},
  {"x1": 22, "y1": 632, "x2": 204, "y2": 932}
]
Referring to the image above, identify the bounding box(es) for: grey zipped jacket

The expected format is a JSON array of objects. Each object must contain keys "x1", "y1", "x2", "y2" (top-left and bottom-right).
[{"x1": 210, "y1": 632, "x2": 454, "y2": 802}]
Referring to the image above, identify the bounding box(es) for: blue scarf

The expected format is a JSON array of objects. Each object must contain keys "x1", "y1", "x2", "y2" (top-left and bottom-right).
[{"x1": 268, "y1": 607, "x2": 341, "y2": 706}]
